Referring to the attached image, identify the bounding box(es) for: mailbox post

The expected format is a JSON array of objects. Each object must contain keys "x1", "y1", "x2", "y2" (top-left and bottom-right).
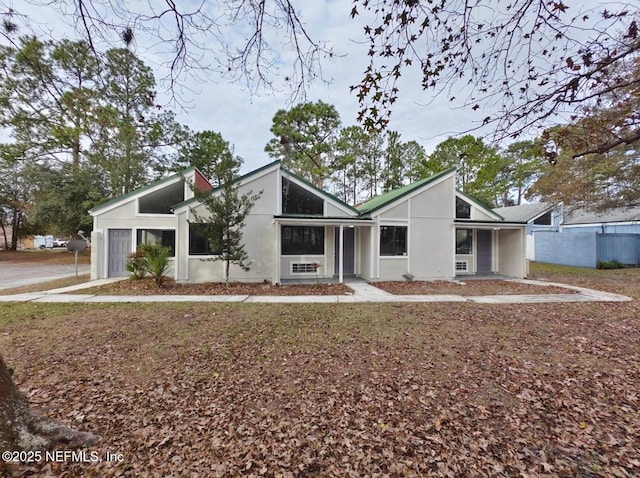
[{"x1": 66, "y1": 239, "x2": 87, "y2": 278}]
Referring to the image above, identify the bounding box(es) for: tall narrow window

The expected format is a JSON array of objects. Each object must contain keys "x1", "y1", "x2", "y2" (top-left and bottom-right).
[
  {"x1": 456, "y1": 197, "x2": 471, "y2": 219},
  {"x1": 380, "y1": 226, "x2": 407, "y2": 256},
  {"x1": 282, "y1": 177, "x2": 324, "y2": 215},
  {"x1": 456, "y1": 229, "x2": 473, "y2": 254}
]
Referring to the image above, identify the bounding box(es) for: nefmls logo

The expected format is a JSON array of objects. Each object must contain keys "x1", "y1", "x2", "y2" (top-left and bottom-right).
[{"x1": 45, "y1": 450, "x2": 101, "y2": 463}]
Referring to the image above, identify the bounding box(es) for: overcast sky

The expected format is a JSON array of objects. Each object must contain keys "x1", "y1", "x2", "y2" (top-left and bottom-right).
[{"x1": 7, "y1": 1, "x2": 517, "y2": 173}]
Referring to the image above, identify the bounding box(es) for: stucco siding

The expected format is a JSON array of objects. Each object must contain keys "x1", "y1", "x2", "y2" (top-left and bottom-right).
[
  {"x1": 241, "y1": 215, "x2": 276, "y2": 280},
  {"x1": 184, "y1": 209, "x2": 275, "y2": 282},
  {"x1": 410, "y1": 176, "x2": 455, "y2": 218},
  {"x1": 237, "y1": 169, "x2": 278, "y2": 214},
  {"x1": 379, "y1": 257, "x2": 409, "y2": 280},
  {"x1": 497, "y1": 229, "x2": 526, "y2": 277},
  {"x1": 472, "y1": 208, "x2": 497, "y2": 221},
  {"x1": 379, "y1": 202, "x2": 408, "y2": 219},
  {"x1": 94, "y1": 200, "x2": 137, "y2": 228},
  {"x1": 188, "y1": 259, "x2": 225, "y2": 282},
  {"x1": 326, "y1": 203, "x2": 355, "y2": 218},
  {"x1": 358, "y1": 227, "x2": 372, "y2": 279},
  {"x1": 409, "y1": 218, "x2": 454, "y2": 279}
]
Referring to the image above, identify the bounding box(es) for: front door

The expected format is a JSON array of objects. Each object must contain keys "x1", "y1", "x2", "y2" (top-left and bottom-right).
[
  {"x1": 477, "y1": 229, "x2": 492, "y2": 274},
  {"x1": 334, "y1": 227, "x2": 355, "y2": 275},
  {"x1": 108, "y1": 229, "x2": 132, "y2": 277}
]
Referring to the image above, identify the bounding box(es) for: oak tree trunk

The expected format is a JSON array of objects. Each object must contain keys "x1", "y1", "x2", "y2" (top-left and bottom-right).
[{"x1": 0, "y1": 353, "x2": 99, "y2": 452}]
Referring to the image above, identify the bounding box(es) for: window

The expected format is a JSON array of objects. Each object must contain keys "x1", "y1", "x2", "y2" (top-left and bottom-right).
[
  {"x1": 456, "y1": 197, "x2": 471, "y2": 219},
  {"x1": 380, "y1": 226, "x2": 407, "y2": 256},
  {"x1": 136, "y1": 229, "x2": 175, "y2": 256},
  {"x1": 456, "y1": 229, "x2": 473, "y2": 255},
  {"x1": 189, "y1": 223, "x2": 220, "y2": 255},
  {"x1": 282, "y1": 226, "x2": 324, "y2": 255},
  {"x1": 534, "y1": 211, "x2": 551, "y2": 225},
  {"x1": 282, "y1": 177, "x2": 324, "y2": 215},
  {"x1": 138, "y1": 181, "x2": 185, "y2": 214}
]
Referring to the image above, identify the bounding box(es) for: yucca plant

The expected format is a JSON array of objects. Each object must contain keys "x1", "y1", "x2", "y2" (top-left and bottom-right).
[
  {"x1": 140, "y1": 243, "x2": 171, "y2": 287},
  {"x1": 126, "y1": 249, "x2": 148, "y2": 279}
]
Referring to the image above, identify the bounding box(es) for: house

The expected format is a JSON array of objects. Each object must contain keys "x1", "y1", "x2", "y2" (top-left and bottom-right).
[
  {"x1": 493, "y1": 202, "x2": 563, "y2": 260},
  {"x1": 560, "y1": 205, "x2": 640, "y2": 234},
  {"x1": 89, "y1": 161, "x2": 528, "y2": 283},
  {"x1": 497, "y1": 202, "x2": 640, "y2": 267}
]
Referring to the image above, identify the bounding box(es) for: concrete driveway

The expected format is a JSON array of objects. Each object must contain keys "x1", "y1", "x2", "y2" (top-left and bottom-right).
[{"x1": 0, "y1": 262, "x2": 90, "y2": 290}]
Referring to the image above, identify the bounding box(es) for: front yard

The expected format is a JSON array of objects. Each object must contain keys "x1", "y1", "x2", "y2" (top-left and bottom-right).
[{"x1": 1, "y1": 264, "x2": 639, "y2": 476}]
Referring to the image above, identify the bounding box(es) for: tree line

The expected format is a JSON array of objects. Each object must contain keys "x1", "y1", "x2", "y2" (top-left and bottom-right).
[
  {"x1": 2, "y1": 37, "x2": 639, "y2": 251},
  {"x1": 0, "y1": 37, "x2": 243, "y2": 249}
]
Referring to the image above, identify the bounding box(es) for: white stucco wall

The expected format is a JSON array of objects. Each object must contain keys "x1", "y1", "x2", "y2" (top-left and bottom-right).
[
  {"x1": 92, "y1": 197, "x2": 181, "y2": 279},
  {"x1": 368, "y1": 174, "x2": 457, "y2": 281},
  {"x1": 497, "y1": 229, "x2": 526, "y2": 278},
  {"x1": 408, "y1": 177, "x2": 456, "y2": 280},
  {"x1": 379, "y1": 257, "x2": 409, "y2": 280},
  {"x1": 358, "y1": 227, "x2": 373, "y2": 280},
  {"x1": 326, "y1": 202, "x2": 355, "y2": 218},
  {"x1": 181, "y1": 168, "x2": 279, "y2": 282},
  {"x1": 471, "y1": 207, "x2": 498, "y2": 221},
  {"x1": 379, "y1": 202, "x2": 408, "y2": 220}
]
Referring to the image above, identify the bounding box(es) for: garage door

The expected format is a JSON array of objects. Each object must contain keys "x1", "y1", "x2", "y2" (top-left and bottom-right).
[{"x1": 108, "y1": 229, "x2": 132, "y2": 277}]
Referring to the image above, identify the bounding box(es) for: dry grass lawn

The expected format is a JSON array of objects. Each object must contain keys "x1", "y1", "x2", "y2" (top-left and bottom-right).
[{"x1": 0, "y1": 264, "x2": 639, "y2": 477}]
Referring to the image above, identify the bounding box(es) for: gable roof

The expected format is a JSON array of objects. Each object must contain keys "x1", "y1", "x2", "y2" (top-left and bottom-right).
[
  {"x1": 493, "y1": 202, "x2": 557, "y2": 223},
  {"x1": 563, "y1": 205, "x2": 640, "y2": 225},
  {"x1": 356, "y1": 167, "x2": 456, "y2": 215},
  {"x1": 88, "y1": 167, "x2": 203, "y2": 215},
  {"x1": 282, "y1": 169, "x2": 360, "y2": 215},
  {"x1": 456, "y1": 189, "x2": 504, "y2": 221},
  {"x1": 172, "y1": 160, "x2": 282, "y2": 211}
]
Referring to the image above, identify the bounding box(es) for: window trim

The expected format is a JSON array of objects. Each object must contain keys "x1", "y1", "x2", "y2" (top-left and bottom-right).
[
  {"x1": 456, "y1": 196, "x2": 471, "y2": 219},
  {"x1": 188, "y1": 223, "x2": 221, "y2": 256},
  {"x1": 456, "y1": 228, "x2": 473, "y2": 255},
  {"x1": 379, "y1": 225, "x2": 408, "y2": 257},
  {"x1": 135, "y1": 228, "x2": 176, "y2": 257},
  {"x1": 281, "y1": 225, "x2": 325, "y2": 255},
  {"x1": 281, "y1": 177, "x2": 325, "y2": 216}
]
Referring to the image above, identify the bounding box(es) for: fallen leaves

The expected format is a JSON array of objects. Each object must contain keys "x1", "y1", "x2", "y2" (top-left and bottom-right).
[
  {"x1": 0, "y1": 269, "x2": 639, "y2": 476},
  {"x1": 82, "y1": 278, "x2": 353, "y2": 296}
]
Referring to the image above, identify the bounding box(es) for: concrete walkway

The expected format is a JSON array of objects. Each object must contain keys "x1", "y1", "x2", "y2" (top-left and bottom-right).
[{"x1": 0, "y1": 278, "x2": 632, "y2": 304}]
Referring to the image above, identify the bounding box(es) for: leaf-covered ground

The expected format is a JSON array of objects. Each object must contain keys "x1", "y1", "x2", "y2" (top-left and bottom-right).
[
  {"x1": 374, "y1": 279, "x2": 577, "y2": 296},
  {"x1": 1, "y1": 264, "x2": 639, "y2": 477},
  {"x1": 82, "y1": 278, "x2": 353, "y2": 296}
]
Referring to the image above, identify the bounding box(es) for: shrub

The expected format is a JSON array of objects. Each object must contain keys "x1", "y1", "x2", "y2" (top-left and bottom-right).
[
  {"x1": 140, "y1": 243, "x2": 171, "y2": 287},
  {"x1": 596, "y1": 259, "x2": 624, "y2": 270},
  {"x1": 126, "y1": 249, "x2": 148, "y2": 279},
  {"x1": 402, "y1": 273, "x2": 415, "y2": 282}
]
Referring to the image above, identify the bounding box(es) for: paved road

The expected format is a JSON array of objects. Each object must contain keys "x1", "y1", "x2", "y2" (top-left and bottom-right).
[{"x1": 0, "y1": 262, "x2": 90, "y2": 290}]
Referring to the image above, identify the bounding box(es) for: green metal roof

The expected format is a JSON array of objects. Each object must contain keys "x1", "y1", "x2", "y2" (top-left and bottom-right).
[
  {"x1": 356, "y1": 167, "x2": 456, "y2": 215},
  {"x1": 88, "y1": 167, "x2": 197, "y2": 215}
]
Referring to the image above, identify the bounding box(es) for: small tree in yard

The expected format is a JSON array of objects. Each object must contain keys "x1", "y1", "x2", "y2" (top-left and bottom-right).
[{"x1": 191, "y1": 178, "x2": 261, "y2": 283}]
